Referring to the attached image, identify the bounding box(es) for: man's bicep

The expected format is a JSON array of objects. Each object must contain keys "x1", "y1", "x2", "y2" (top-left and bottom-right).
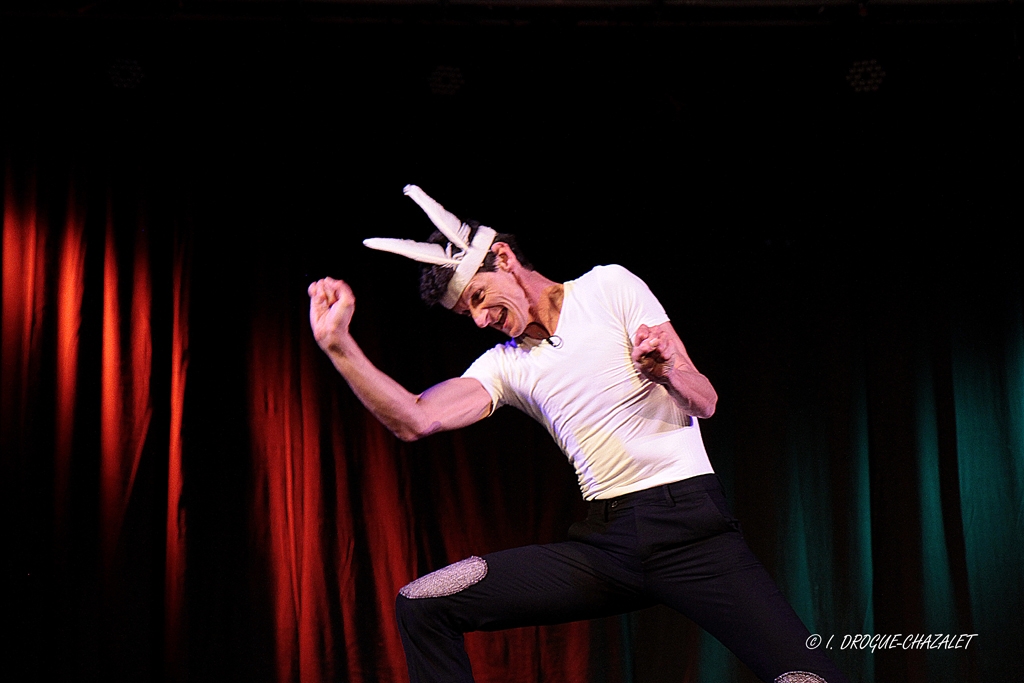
[{"x1": 417, "y1": 377, "x2": 494, "y2": 434}]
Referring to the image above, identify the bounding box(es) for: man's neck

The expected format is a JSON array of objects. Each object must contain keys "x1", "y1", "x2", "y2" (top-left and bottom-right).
[{"x1": 515, "y1": 270, "x2": 563, "y2": 341}]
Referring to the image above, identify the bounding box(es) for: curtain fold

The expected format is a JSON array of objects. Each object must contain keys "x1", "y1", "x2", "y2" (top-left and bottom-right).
[
  {"x1": 165, "y1": 222, "x2": 191, "y2": 676},
  {"x1": 100, "y1": 193, "x2": 153, "y2": 569},
  {"x1": 248, "y1": 292, "x2": 405, "y2": 683},
  {"x1": 54, "y1": 178, "x2": 86, "y2": 546},
  {"x1": 951, "y1": 284, "x2": 1024, "y2": 681},
  {"x1": 2, "y1": 164, "x2": 45, "y2": 468}
]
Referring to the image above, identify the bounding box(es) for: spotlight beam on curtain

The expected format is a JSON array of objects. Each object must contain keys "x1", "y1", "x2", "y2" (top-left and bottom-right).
[
  {"x1": 55, "y1": 179, "x2": 86, "y2": 544},
  {"x1": 100, "y1": 195, "x2": 153, "y2": 569},
  {"x1": 165, "y1": 224, "x2": 191, "y2": 674}
]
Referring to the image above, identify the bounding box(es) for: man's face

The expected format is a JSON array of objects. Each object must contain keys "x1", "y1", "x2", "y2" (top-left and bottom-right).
[{"x1": 453, "y1": 269, "x2": 532, "y2": 338}]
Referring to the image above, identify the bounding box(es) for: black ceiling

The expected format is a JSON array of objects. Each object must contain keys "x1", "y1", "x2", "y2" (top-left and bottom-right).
[{"x1": 1, "y1": 0, "x2": 1019, "y2": 27}]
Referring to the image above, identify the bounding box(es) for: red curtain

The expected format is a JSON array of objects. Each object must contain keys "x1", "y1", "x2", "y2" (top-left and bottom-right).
[
  {"x1": 2, "y1": 154, "x2": 606, "y2": 683},
  {"x1": 165, "y1": 225, "x2": 190, "y2": 676},
  {"x1": 99, "y1": 193, "x2": 152, "y2": 569},
  {"x1": 2, "y1": 157, "x2": 192, "y2": 681},
  {"x1": 54, "y1": 178, "x2": 85, "y2": 547}
]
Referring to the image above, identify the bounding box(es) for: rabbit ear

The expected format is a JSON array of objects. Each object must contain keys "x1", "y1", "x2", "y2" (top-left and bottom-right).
[
  {"x1": 359, "y1": 185, "x2": 498, "y2": 309},
  {"x1": 402, "y1": 185, "x2": 471, "y2": 252},
  {"x1": 362, "y1": 238, "x2": 460, "y2": 267}
]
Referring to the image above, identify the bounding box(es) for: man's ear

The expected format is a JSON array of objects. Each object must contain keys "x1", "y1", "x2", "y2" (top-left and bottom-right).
[{"x1": 491, "y1": 242, "x2": 518, "y2": 271}]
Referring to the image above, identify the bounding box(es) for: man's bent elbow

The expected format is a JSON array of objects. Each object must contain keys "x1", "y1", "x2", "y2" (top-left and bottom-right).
[
  {"x1": 697, "y1": 400, "x2": 716, "y2": 420},
  {"x1": 391, "y1": 419, "x2": 444, "y2": 442},
  {"x1": 392, "y1": 428, "x2": 421, "y2": 443},
  {"x1": 692, "y1": 389, "x2": 718, "y2": 420}
]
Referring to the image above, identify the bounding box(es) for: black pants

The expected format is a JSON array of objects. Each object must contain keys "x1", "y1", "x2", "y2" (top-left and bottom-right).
[{"x1": 396, "y1": 474, "x2": 849, "y2": 683}]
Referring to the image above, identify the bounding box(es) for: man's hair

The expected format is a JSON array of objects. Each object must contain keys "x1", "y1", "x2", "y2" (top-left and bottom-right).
[{"x1": 419, "y1": 221, "x2": 533, "y2": 306}]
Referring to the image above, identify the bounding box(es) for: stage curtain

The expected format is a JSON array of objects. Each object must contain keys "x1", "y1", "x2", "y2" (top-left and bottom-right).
[
  {"x1": 3, "y1": 155, "x2": 192, "y2": 683},
  {"x1": 725, "y1": 263, "x2": 1024, "y2": 683}
]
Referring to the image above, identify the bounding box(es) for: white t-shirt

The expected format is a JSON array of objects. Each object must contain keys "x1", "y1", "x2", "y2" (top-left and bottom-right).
[{"x1": 462, "y1": 264, "x2": 714, "y2": 500}]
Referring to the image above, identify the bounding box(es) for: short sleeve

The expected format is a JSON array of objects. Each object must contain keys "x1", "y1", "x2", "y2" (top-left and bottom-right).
[
  {"x1": 597, "y1": 265, "x2": 670, "y2": 334},
  {"x1": 461, "y1": 346, "x2": 508, "y2": 414}
]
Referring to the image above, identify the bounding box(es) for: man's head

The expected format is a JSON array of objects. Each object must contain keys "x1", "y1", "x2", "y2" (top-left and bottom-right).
[
  {"x1": 449, "y1": 240, "x2": 539, "y2": 338},
  {"x1": 363, "y1": 185, "x2": 537, "y2": 328},
  {"x1": 419, "y1": 222, "x2": 533, "y2": 307}
]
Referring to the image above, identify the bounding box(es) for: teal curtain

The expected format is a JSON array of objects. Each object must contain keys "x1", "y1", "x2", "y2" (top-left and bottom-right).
[
  {"x1": 757, "y1": 270, "x2": 1024, "y2": 683},
  {"x1": 951, "y1": 280, "x2": 1024, "y2": 681}
]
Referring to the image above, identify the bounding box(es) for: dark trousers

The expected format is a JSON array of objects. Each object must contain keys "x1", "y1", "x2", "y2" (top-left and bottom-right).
[{"x1": 396, "y1": 474, "x2": 849, "y2": 683}]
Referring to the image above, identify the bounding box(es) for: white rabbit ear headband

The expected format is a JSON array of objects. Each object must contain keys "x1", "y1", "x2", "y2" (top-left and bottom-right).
[{"x1": 363, "y1": 185, "x2": 497, "y2": 309}]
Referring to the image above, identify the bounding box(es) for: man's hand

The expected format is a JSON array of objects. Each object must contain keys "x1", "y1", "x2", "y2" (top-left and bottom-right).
[
  {"x1": 631, "y1": 322, "x2": 717, "y2": 419},
  {"x1": 308, "y1": 277, "x2": 356, "y2": 354},
  {"x1": 631, "y1": 323, "x2": 678, "y2": 383}
]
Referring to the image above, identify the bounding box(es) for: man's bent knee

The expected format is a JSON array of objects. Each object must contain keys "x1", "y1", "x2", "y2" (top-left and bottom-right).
[
  {"x1": 396, "y1": 556, "x2": 489, "y2": 638},
  {"x1": 775, "y1": 672, "x2": 827, "y2": 683},
  {"x1": 399, "y1": 556, "x2": 488, "y2": 599}
]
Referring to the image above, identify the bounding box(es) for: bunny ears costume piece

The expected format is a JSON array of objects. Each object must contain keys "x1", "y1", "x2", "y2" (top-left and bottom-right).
[{"x1": 363, "y1": 185, "x2": 497, "y2": 309}]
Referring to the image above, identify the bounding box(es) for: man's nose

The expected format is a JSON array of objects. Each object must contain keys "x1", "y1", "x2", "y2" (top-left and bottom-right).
[{"x1": 472, "y1": 309, "x2": 489, "y2": 328}]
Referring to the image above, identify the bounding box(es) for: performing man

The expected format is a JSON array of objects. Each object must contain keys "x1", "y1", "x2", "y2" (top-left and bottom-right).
[{"x1": 307, "y1": 185, "x2": 849, "y2": 683}]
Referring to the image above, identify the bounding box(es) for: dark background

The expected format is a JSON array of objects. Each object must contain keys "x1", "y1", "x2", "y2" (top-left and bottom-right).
[{"x1": 3, "y1": 2, "x2": 1023, "y2": 682}]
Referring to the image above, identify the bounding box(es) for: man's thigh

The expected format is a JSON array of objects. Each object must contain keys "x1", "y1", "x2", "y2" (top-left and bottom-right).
[
  {"x1": 637, "y1": 492, "x2": 848, "y2": 683},
  {"x1": 401, "y1": 542, "x2": 652, "y2": 634}
]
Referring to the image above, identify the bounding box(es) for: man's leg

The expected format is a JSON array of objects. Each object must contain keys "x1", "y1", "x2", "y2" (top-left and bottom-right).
[
  {"x1": 396, "y1": 540, "x2": 649, "y2": 683},
  {"x1": 638, "y1": 483, "x2": 850, "y2": 683}
]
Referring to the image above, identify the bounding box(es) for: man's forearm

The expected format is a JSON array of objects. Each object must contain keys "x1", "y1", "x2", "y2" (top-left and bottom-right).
[
  {"x1": 662, "y1": 367, "x2": 718, "y2": 419},
  {"x1": 324, "y1": 336, "x2": 434, "y2": 441},
  {"x1": 322, "y1": 334, "x2": 491, "y2": 441}
]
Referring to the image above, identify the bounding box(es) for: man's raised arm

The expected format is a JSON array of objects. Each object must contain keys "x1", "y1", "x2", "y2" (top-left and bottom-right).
[{"x1": 308, "y1": 277, "x2": 492, "y2": 441}]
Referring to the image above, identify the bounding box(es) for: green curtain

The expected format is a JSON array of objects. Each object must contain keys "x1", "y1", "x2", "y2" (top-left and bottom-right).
[
  {"x1": 951, "y1": 281, "x2": 1024, "y2": 681},
  {"x1": 764, "y1": 272, "x2": 1024, "y2": 683}
]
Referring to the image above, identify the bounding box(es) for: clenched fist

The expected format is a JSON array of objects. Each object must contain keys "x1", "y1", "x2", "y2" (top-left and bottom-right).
[
  {"x1": 308, "y1": 277, "x2": 356, "y2": 354},
  {"x1": 631, "y1": 323, "x2": 678, "y2": 383}
]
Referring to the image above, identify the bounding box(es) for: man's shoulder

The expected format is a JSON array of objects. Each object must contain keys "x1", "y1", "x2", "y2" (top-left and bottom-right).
[
  {"x1": 575, "y1": 263, "x2": 639, "y2": 284},
  {"x1": 572, "y1": 264, "x2": 667, "y2": 323},
  {"x1": 573, "y1": 264, "x2": 647, "y2": 293}
]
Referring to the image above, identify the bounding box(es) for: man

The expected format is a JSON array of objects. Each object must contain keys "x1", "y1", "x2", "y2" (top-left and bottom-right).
[{"x1": 308, "y1": 186, "x2": 848, "y2": 683}]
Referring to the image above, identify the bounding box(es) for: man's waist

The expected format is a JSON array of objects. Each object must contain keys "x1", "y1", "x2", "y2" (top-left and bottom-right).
[{"x1": 588, "y1": 473, "x2": 722, "y2": 512}]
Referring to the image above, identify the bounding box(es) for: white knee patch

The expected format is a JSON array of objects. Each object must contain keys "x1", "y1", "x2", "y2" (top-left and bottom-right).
[
  {"x1": 775, "y1": 673, "x2": 826, "y2": 683},
  {"x1": 399, "y1": 556, "x2": 488, "y2": 599}
]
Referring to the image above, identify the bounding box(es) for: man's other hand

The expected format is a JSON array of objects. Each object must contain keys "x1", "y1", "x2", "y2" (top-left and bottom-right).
[{"x1": 632, "y1": 323, "x2": 675, "y2": 383}]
